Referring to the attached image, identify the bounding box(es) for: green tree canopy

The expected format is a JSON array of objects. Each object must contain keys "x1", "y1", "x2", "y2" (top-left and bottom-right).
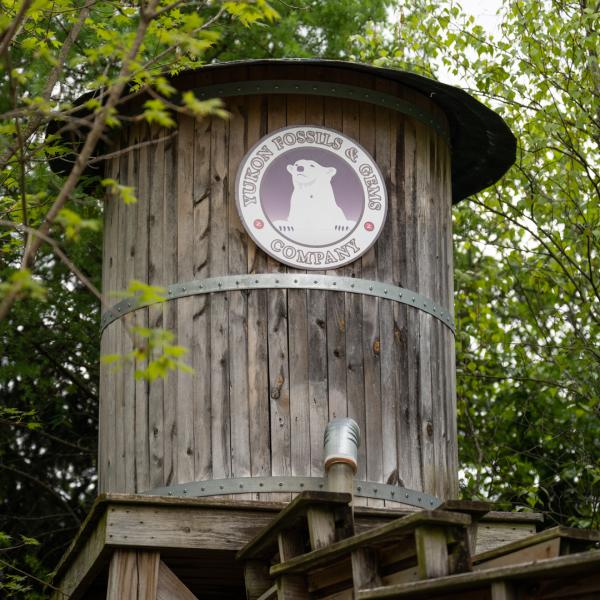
[{"x1": 351, "y1": 0, "x2": 599, "y2": 525}]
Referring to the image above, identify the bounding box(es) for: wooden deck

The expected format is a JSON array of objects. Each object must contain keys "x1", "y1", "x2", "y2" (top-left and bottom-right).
[{"x1": 50, "y1": 493, "x2": 551, "y2": 600}]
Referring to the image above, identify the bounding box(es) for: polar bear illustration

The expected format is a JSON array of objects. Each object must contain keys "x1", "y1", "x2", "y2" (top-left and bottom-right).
[{"x1": 273, "y1": 159, "x2": 356, "y2": 245}]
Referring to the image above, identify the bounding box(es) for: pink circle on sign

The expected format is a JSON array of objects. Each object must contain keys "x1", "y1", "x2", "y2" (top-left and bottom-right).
[
  {"x1": 254, "y1": 219, "x2": 264, "y2": 229},
  {"x1": 364, "y1": 221, "x2": 374, "y2": 231}
]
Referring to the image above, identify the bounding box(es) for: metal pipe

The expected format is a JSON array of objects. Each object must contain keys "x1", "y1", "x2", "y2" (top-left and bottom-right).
[{"x1": 323, "y1": 417, "x2": 360, "y2": 473}]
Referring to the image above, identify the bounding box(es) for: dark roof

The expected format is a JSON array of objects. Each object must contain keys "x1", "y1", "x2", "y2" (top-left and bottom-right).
[{"x1": 47, "y1": 59, "x2": 516, "y2": 202}]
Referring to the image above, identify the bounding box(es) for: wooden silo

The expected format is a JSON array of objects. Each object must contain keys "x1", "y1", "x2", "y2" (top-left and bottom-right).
[{"x1": 89, "y1": 60, "x2": 515, "y2": 507}]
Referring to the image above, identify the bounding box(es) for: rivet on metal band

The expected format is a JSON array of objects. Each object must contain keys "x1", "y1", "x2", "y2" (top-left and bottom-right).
[
  {"x1": 142, "y1": 477, "x2": 442, "y2": 510},
  {"x1": 188, "y1": 80, "x2": 450, "y2": 144},
  {"x1": 100, "y1": 274, "x2": 455, "y2": 333}
]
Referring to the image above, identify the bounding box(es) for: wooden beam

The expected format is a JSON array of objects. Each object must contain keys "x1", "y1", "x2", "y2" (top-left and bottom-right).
[
  {"x1": 156, "y1": 560, "x2": 198, "y2": 600},
  {"x1": 414, "y1": 525, "x2": 449, "y2": 579},
  {"x1": 278, "y1": 529, "x2": 306, "y2": 562},
  {"x1": 491, "y1": 580, "x2": 517, "y2": 600},
  {"x1": 306, "y1": 507, "x2": 336, "y2": 550},
  {"x1": 276, "y1": 575, "x2": 309, "y2": 600},
  {"x1": 106, "y1": 503, "x2": 277, "y2": 552},
  {"x1": 51, "y1": 512, "x2": 110, "y2": 600},
  {"x1": 355, "y1": 549, "x2": 600, "y2": 599},
  {"x1": 106, "y1": 550, "x2": 160, "y2": 600},
  {"x1": 473, "y1": 525, "x2": 600, "y2": 567},
  {"x1": 352, "y1": 547, "x2": 382, "y2": 593},
  {"x1": 244, "y1": 560, "x2": 274, "y2": 600}
]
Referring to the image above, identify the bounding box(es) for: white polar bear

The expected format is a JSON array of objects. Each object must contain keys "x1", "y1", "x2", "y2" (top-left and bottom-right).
[{"x1": 273, "y1": 159, "x2": 356, "y2": 246}]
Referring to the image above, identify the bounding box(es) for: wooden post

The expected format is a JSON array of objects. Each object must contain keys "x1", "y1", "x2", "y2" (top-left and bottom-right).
[
  {"x1": 415, "y1": 525, "x2": 449, "y2": 579},
  {"x1": 106, "y1": 550, "x2": 159, "y2": 600},
  {"x1": 277, "y1": 530, "x2": 309, "y2": 599},
  {"x1": 352, "y1": 547, "x2": 383, "y2": 594},
  {"x1": 244, "y1": 561, "x2": 273, "y2": 600},
  {"x1": 491, "y1": 580, "x2": 518, "y2": 600}
]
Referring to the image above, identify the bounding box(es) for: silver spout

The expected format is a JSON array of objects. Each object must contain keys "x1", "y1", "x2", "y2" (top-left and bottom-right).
[{"x1": 323, "y1": 418, "x2": 360, "y2": 472}]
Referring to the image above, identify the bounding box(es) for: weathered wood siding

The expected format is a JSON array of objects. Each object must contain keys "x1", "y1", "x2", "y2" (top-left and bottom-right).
[{"x1": 99, "y1": 66, "x2": 457, "y2": 503}]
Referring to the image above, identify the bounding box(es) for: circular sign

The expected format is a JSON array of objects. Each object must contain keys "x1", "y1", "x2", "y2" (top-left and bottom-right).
[{"x1": 235, "y1": 125, "x2": 387, "y2": 270}]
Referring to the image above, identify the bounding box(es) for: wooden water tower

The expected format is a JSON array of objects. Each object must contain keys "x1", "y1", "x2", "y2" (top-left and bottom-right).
[
  {"x1": 94, "y1": 59, "x2": 515, "y2": 506},
  {"x1": 49, "y1": 59, "x2": 523, "y2": 600}
]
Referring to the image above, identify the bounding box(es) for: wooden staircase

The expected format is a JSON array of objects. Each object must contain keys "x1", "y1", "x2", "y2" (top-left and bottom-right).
[{"x1": 237, "y1": 492, "x2": 600, "y2": 600}]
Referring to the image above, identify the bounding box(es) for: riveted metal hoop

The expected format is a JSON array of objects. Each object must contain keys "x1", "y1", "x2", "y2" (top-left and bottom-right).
[
  {"x1": 190, "y1": 80, "x2": 450, "y2": 145},
  {"x1": 142, "y1": 477, "x2": 442, "y2": 510},
  {"x1": 100, "y1": 274, "x2": 455, "y2": 333}
]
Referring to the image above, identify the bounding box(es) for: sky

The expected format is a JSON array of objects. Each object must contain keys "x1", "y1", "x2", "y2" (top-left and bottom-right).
[
  {"x1": 457, "y1": 0, "x2": 503, "y2": 35},
  {"x1": 436, "y1": 0, "x2": 503, "y2": 85}
]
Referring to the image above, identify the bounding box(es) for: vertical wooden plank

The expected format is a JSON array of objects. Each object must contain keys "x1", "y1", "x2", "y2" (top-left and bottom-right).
[
  {"x1": 176, "y1": 114, "x2": 195, "y2": 485},
  {"x1": 134, "y1": 123, "x2": 150, "y2": 493},
  {"x1": 121, "y1": 124, "x2": 138, "y2": 494},
  {"x1": 443, "y1": 137, "x2": 458, "y2": 499},
  {"x1": 339, "y1": 89, "x2": 366, "y2": 502},
  {"x1": 358, "y1": 89, "x2": 383, "y2": 507},
  {"x1": 416, "y1": 122, "x2": 435, "y2": 497},
  {"x1": 304, "y1": 93, "x2": 329, "y2": 478},
  {"x1": 228, "y1": 95, "x2": 252, "y2": 496},
  {"x1": 193, "y1": 116, "x2": 212, "y2": 483},
  {"x1": 112, "y1": 135, "x2": 129, "y2": 493},
  {"x1": 107, "y1": 550, "x2": 139, "y2": 600},
  {"x1": 137, "y1": 552, "x2": 160, "y2": 599},
  {"x1": 415, "y1": 525, "x2": 449, "y2": 579},
  {"x1": 163, "y1": 128, "x2": 178, "y2": 487},
  {"x1": 148, "y1": 126, "x2": 166, "y2": 490},
  {"x1": 306, "y1": 507, "x2": 336, "y2": 550},
  {"x1": 401, "y1": 113, "x2": 423, "y2": 494},
  {"x1": 99, "y1": 152, "x2": 120, "y2": 493},
  {"x1": 373, "y1": 83, "x2": 398, "y2": 500},
  {"x1": 276, "y1": 575, "x2": 309, "y2": 600},
  {"x1": 210, "y1": 112, "x2": 231, "y2": 480},
  {"x1": 106, "y1": 550, "x2": 160, "y2": 600},
  {"x1": 286, "y1": 93, "x2": 311, "y2": 480},
  {"x1": 351, "y1": 547, "x2": 382, "y2": 593},
  {"x1": 391, "y1": 108, "x2": 413, "y2": 498},
  {"x1": 491, "y1": 581, "x2": 518, "y2": 600},
  {"x1": 277, "y1": 529, "x2": 308, "y2": 597},
  {"x1": 244, "y1": 561, "x2": 273, "y2": 600},
  {"x1": 246, "y1": 94, "x2": 271, "y2": 497},
  {"x1": 324, "y1": 91, "x2": 347, "y2": 423},
  {"x1": 267, "y1": 92, "x2": 291, "y2": 501}
]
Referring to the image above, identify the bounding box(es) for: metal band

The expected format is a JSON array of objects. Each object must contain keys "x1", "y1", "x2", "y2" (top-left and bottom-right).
[
  {"x1": 190, "y1": 80, "x2": 450, "y2": 144},
  {"x1": 100, "y1": 274, "x2": 455, "y2": 333},
  {"x1": 143, "y1": 477, "x2": 442, "y2": 510}
]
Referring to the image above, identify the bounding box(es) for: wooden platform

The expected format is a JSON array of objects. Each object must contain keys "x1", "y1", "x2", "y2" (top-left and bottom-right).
[{"x1": 50, "y1": 494, "x2": 545, "y2": 599}]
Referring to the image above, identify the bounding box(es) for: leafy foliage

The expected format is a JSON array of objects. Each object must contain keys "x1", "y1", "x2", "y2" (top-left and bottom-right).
[
  {"x1": 351, "y1": 0, "x2": 600, "y2": 527},
  {"x1": 0, "y1": 1, "x2": 392, "y2": 596}
]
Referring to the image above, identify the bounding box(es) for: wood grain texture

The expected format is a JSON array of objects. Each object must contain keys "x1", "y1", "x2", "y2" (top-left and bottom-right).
[
  {"x1": 192, "y1": 116, "x2": 212, "y2": 483},
  {"x1": 148, "y1": 127, "x2": 166, "y2": 490},
  {"x1": 106, "y1": 550, "x2": 160, "y2": 600},
  {"x1": 228, "y1": 95, "x2": 251, "y2": 497},
  {"x1": 134, "y1": 124, "x2": 151, "y2": 494},
  {"x1": 267, "y1": 91, "x2": 292, "y2": 502},
  {"x1": 176, "y1": 114, "x2": 196, "y2": 485},
  {"x1": 157, "y1": 560, "x2": 199, "y2": 600},
  {"x1": 99, "y1": 65, "x2": 456, "y2": 504},
  {"x1": 414, "y1": 525, "x2": 449, "y2": 580}
]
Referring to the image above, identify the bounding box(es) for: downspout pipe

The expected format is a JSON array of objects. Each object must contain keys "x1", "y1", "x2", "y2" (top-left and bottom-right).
[{"x1": 324, "y1": 418, "x2": 360, "y2": 495}]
